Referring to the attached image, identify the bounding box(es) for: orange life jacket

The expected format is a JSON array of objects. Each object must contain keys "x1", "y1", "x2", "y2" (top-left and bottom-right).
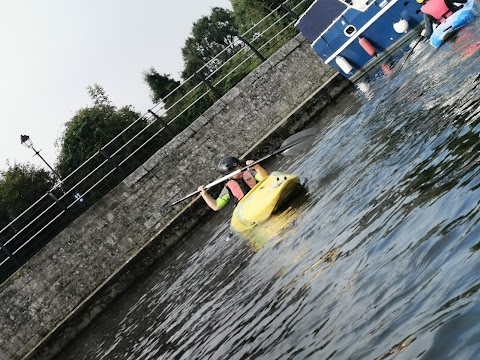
[
  {"x1": 225, "y1": 171, "x2": 257, "y2": 201},
  {"x1": 421, "y1": 0, "x2": 455, "y2": 24}
]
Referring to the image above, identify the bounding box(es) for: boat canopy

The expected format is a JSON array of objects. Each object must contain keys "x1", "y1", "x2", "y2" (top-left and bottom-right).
[{"x1": 295, "y1": 0, "x2": 347, "y2": 43}]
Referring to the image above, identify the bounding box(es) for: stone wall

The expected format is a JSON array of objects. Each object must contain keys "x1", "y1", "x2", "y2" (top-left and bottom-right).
[{"x1": 0, "y1": 34, "x2": 352, "y2": 360}]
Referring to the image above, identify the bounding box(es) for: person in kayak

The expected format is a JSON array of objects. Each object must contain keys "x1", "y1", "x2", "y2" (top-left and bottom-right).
[
  {"x1": 417, "y1": 0, "x2": 467, "y2": 38},
  {"x1": 197, "y1": 156, "x2": 268, "y2": 211}
]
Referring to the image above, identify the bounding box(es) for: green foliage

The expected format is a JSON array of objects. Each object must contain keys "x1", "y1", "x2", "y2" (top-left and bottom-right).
[
  {"x1": 0, "y1": 163, "x2": 55, "y2": 223},
  {"x1": 88, "y1": 83, "x2": 111, "y2": 106},
  {"x1": 143, "y1": 69, "x2": 182, "y2": 104},
  {"x1": 181, "y1": 7, "x2": 240, "y2": 80},
  {"x1": 231, "y1": 0, "x2": 287, "y2": 33},
  {"x1": 56, "y1": 84, "x2": 142, "y2": 176},
  {"x1": 0, "y1": 204, "x2": 9, "y2": 229},
  {"x1": 53, "y1": 84, "x2": 169, "y2": 216}
]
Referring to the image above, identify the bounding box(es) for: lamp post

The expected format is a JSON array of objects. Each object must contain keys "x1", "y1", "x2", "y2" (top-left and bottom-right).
[
  {"x1": 20, "y1": 134, "x2": 63, "y2": 181},
  {"x1": 20, "y1": 135, "x2": 85, "y2": 203}
]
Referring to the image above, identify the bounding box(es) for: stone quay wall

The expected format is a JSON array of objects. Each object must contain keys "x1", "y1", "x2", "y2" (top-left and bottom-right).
[{"x1": 0, "y1": 34, "x2": 352, "y2": 360}]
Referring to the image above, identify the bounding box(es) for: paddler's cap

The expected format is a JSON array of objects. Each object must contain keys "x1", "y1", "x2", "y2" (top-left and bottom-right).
[{"x1": 218, "y1": 156, "x2": 241, "y2": 174}]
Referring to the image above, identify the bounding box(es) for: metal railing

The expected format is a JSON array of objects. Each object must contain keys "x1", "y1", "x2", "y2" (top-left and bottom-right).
[{"x1": 0, "y1": 0, "x2": 314, "y2": 284}]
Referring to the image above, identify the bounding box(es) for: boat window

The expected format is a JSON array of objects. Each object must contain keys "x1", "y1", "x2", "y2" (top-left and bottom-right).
[
  {"x1": 340, "y1": 0, "x2": 372, "y2": 11},
  {"x1": 344, "y1": 25, "x2": 357, "y2": 37},
  {"x1": 295, "y1": 0, "x2": 347, "y2": 44}
]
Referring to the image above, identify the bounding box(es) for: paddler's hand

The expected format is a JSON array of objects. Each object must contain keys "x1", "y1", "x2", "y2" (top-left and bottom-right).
[
  {"x1": 246, "y1": 159, "x2": 261, "y2": 172},
  {"x1": 197, "y1": 184, "x2": 221, "y2": 211},
  {"x1": 245, "y1": 159, "x2": 268, "y2": 180}
]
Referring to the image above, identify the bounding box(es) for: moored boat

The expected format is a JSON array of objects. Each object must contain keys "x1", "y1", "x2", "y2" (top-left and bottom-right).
[
  {"x1": 430, "y1": 0, "x2": 479, "y2": 48},
  {"x1": 230, "y1": 171, "x2": 301, "y2": 233},
  {"x1": 296, "y1": 0, "x2": 425, "y2": 81}
]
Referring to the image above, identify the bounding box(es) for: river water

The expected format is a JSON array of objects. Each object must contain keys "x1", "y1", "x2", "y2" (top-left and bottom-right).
[{"x1": 60, "y1": 22, "x2": 480, "y2": 360}]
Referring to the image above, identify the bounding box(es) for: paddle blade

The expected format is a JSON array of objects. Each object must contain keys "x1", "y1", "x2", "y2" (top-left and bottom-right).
[{"x1": 280, "y1": 127, "x2": 317, "y2": 155}]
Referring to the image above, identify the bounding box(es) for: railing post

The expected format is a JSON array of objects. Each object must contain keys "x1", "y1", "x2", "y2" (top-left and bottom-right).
[
  {"x1": 0, "y1": 245, "x2": 20, "y2": 266},
  {"x1": 0, "y1": 235, "x2": 22, "y2": 267},
  {"x1": 281, "y1": 3, "x2": 299, "y2": 19},
  {"x1": 100, "y1": 150, "x2": 127, "y2": 175},
  {"x1": 237, "y1": 35, "x2": 266, "y2": 62},
  {"x1": 194, "y1": 72, "x2": 222, "y2": 99},
  {"x1": 148, "y1": 110, "x2": 176, "y2": 136},
  {"x1": 47, "y1": 191, "x2": 67, "y2": 211}
]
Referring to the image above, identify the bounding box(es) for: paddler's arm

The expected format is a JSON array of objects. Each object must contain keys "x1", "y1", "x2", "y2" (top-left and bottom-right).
[
  {"x1": 198, "y1": 185, "x2": 221, "y2": 211},
  {"x1": 421, "y1": 15, "x2": 434, "y2": 39},
  {"x1": 246, "y1": 160, "x2": 268, "y2": 180}
]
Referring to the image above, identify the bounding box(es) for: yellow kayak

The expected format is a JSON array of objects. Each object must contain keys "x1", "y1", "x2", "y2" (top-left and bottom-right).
[{"x1": 230, "y1": 171, "x2": 301, "y2": 233}]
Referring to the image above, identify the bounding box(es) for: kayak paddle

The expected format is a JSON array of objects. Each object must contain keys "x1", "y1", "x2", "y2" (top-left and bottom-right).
[{"x1": 160, "y1": 127, "x2": 317, "y2": 210}]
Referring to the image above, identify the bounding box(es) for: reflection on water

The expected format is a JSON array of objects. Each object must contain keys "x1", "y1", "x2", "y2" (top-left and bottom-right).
[
  {"x1": 241, "y1": 187, "x2": 309, "y2": 252},
  {"x1": 60, "y1": 20, "x2": 480, "y2": 360}
]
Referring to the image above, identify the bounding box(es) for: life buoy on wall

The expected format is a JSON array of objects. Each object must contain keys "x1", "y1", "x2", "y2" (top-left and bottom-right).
[
  {"x1": 335, "y1": 56, "x2": 353, "y2": 74},
  {"x1": 358, "y1": 36, "x2": 377, "y2": 57}
]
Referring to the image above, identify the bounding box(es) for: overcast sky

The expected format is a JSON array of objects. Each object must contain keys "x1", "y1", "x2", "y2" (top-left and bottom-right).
[{"x1": 0, "y1": 0, "x2": 232, "y2": 171}]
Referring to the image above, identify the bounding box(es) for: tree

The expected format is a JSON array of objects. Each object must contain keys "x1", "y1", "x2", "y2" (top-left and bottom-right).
[
  {"x1": 88, "y1": 83, "x2": 111, "y2": 106},
  {"x1": 0, "y1": 163, "x2": 55, "y2": 222},
  {"x1": 181, "y1": 7, "x2": 240, "y2": 80},
  {"x1": 143, "y1": 69, "x2": 181, "y2": 105},
  {"x1": 231, "y1": 0, "x2": 287, "y2": 34},
  {"x1": 56, "y1": 84, "x2": 142, "y2": 176},
  {"x1": 0, "y1": 200, "x2": 9, "y2": 229}
]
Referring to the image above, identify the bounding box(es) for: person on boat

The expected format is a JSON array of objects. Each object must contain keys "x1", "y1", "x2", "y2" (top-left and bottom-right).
[
  {"x1": 417, "y1": 0, "x2": 467, "y2": 38},
  {"x1": 197, "y1": 156, "x2": 268, "y2": 211}
]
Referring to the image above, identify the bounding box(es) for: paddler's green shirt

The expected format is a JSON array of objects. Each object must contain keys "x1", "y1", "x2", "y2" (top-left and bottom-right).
[{"x1": 216, "y1": 171, "x2": 262, "y2": 209}]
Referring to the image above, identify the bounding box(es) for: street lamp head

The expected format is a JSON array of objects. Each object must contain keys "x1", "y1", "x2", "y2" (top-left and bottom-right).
[
  {"x1": 20, "y1": 134, "x2": 34, "y2": 149},
  {"x1": 20, "y1": 134, "x2": 62, "y2": 181}
]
